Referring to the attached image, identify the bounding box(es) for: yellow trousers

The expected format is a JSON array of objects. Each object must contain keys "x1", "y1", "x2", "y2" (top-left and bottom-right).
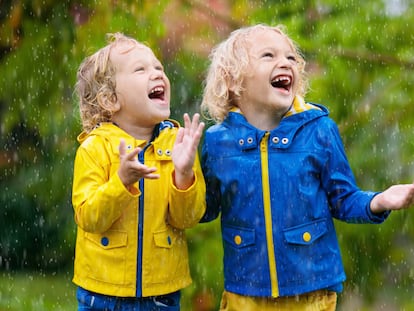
[{"x1": 219, "y1": 290, "x2": 337, "y2": 311}]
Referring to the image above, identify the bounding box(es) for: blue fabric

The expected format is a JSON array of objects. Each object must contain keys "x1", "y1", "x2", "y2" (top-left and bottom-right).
[
  {"x1": 201, "y1": 103, "x2": 390, "y2": 297},
  {"x1": 77, "y1": 287, "x2": 181, "y2": 311}
]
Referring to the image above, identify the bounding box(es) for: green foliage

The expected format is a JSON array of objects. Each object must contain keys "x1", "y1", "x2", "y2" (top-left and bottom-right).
[
  {"x1": 0, "y1": 271, "x2": 76, "y2": 310},
  {"x1": 1, "y1": 0, "x2": 414, "y2": 309},
  {"x1": 182, "y1": 219, "x2": 223, "y2": 311},
  {"x1": 0, "y1": 1, "x2": 77, "y2": 271}
]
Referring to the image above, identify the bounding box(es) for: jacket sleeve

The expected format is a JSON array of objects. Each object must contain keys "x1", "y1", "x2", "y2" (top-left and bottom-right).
[
  {"x1": 72, "y1": 141, "x2": 139, "y2": 233},
  {"x1": 199, "y1": 135, "x2": 222, "y2": 222},
  {"x1": 320, "y1": 119, "x2": 390, "y2": 223},
  {"x1": 168, "y1": 152, "x2": 206, "y2": 229}
]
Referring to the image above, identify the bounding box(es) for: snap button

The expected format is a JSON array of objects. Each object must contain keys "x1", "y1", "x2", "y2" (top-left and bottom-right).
[
  {"x1": 101, "y1": 237, "x2": 109, "y2": 246},
  {"x1": 127, "y1": 145, "x2": 132, "y2": 150},
  {"x1": 234, "y1": 235, "x2": 242, "y2": 245},
  {"x1": 302, "y1": 232, "x2": 311, "y2": 242},
  {"x1": 247, "y1": 137, "x2": 254, "y2": 144},
  {"x1": 157, "y1": 149, "x2": 163, "y2": 156},
  {"x1": 238, "y1": 139, "x2": 244, "y2": 146},
  {"x1": 272, "y1": 137, "x2": 280, "y2": 144},
  {"x1": 281, "y1": 138, "x2": 289, "y2": 144},
  {"x1": 165, "y1": 149, "x2": 171, "y2": 156}
]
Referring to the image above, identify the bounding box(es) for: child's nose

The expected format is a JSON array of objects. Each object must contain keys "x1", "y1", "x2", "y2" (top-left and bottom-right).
[
  {"x1": 150, "y1": 68, "x2": 164, "y2": 80},
  {"x1": 278, "y1": 57, "x2": 292, "y2": 68}
]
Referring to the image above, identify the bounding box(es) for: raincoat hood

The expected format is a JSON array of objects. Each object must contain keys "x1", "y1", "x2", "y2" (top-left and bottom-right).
[{"x1": 77, "y1": 119, "x2": 180, "y2": 144}]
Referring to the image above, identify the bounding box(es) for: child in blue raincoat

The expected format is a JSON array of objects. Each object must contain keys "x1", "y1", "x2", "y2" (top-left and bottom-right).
[{"x1": 200, "y1": 24, "x2": 414, "y2": 311}]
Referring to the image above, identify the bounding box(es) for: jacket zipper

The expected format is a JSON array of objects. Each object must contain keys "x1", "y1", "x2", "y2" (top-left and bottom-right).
[
  {"x1": 260, "y1": 132, "x2": 279, "y2": 297},
  {"x1": 136, "y1": 150, "x2": 145, "y2": 297},
  {"x1": 136, "y1": 125, "x2": 162, "y2": 296}
]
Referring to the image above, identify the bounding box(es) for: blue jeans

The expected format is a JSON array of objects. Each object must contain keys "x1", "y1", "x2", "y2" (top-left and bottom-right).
[{"x1": 77, "y1": 287, "x2": 181, "y2": 311}]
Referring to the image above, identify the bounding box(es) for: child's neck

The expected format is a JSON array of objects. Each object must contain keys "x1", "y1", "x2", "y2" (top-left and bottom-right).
[
  {"x1": 242, "y1": 109, "x2": 283, "y2": 131},
  {"x1": 118, "y1": 122, "x2": 155, "y2": 142}
]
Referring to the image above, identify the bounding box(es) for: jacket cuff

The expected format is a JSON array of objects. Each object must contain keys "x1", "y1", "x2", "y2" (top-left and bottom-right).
[{"x1": 366, "y1": 192, "x2": 391, "y2": 223}]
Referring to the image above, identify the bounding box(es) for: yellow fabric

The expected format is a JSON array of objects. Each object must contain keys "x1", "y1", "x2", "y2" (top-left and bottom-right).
[
  {"x1": 220, "y1": 290, "x2": 337, "y2": 311},
  {"x1": 284, "y1": 95, "x2": 321, "y2": 117},
  {"x1": 260, "y1": 133, "x2": 279, "y2": 297},
  {"x1": 72, "y1": 122, "x2": 206, "y2": 297}
]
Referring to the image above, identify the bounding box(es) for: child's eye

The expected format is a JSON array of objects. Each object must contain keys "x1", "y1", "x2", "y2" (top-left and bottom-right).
[
  {"x1": 287, "y1": 55, "x2": 297, "y2": 63},
  {"x1": 134, "y1": 67, "x2": 144, "y2": 72},
  {"x1": 262, "y1": 52, "x2": 273, "y2": 58}
]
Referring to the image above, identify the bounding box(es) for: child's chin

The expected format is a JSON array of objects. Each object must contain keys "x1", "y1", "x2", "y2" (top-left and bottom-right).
[{"x1": 158, "y1": 109, "x2": 171, "y2": 119}]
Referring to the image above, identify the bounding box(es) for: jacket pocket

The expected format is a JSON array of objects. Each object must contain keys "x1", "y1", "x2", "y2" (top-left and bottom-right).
[
  {"x1": 222, "y1": 224, "x2": 255, "y2": 248},
  {"x1": 145, "y1": 227, "x2": 187, "y2": 284},
  {"x1": 283, "y1": 218, "x2": 327, "y2": 245},
  {"x1": 221, "y1": 224, "x2": 259, "y2": 285},
  {"x1": 83, "y1": 230, "x2": 128, "y2": 284}
]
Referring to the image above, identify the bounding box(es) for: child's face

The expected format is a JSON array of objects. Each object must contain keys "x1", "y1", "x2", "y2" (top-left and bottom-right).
[
  {"x1": 238, "y1": 29, "x2": 299, "y2": 122},
  {"x1": 111, "y1": 41, "x2": 171, "y2": 129}
]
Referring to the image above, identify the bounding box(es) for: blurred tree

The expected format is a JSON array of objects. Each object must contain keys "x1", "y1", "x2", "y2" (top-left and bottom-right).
[
  {"x1": 1, "y1": 0, "x2": 414, "y2": 310},
  {"x1": 0, "y1": 0, "x2": 78, "y2": 271}
]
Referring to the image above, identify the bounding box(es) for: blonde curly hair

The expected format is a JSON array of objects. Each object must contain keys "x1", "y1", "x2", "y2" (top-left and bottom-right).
[
  {"x1": 75, "y1": 33, "x2": 143, "y2": 133},
  {"x1": 201, "y1": 24, "x2": 309, "y2": 123}
]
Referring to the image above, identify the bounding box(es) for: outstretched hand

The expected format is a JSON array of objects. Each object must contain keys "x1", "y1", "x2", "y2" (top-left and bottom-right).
[
  {"x1": 172, "y1": 113, "x2": 205, "y2": 189},
  {"x1": 370, "y1": 183, "x2": 414, "y2": 214},
  {"x1": 117, "y1": 139, "x2": 160, "y2": 187}
]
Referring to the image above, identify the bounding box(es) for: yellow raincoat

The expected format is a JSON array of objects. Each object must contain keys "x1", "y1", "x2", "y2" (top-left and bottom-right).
[{"x1": 72, "y1": 121, "x2": 206, "y2": 297}]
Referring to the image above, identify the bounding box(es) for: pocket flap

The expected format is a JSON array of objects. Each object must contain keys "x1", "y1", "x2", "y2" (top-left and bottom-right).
[
  {"x1": 223, "y1": 224, "x2": 255, "y2": 248},
  {"x1": 283, "y1": 218, "x2": 327, "y2": 245},
  {"x1": 153, "y1": 229, "x2": 174, "y2": 248},
  {"x1": 85, "y1": 230, "x2": 128, "y2": 249}
]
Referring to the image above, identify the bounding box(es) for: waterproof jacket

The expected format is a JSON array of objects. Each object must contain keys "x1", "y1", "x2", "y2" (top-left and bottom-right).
[
  {"x1": 201, "y1": 97, "x2": 389, "y2": 298},
  {"x1": 72, "y1": 121, "x2": 206, "y2": 298}
]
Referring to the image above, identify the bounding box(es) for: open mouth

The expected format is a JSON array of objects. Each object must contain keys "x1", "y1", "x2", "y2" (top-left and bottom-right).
[
  {"x1": 271, "y1": 75, "x2": 292, "y2": 92},
  {"x1": 148, "y1": 86, "x2": 165, "y2": 101}
]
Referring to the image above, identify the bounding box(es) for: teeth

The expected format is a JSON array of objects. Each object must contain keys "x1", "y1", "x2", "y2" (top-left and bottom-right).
[
  {"x1": 150, "y1": 87, "x2": 164, "y2": 94},
  {"x1": 272, "y1": 76, "x2": 291, "y2": 83}
]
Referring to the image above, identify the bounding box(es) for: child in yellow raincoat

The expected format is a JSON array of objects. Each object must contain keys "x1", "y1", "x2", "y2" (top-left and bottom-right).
[{"x1": 72, "y1": 32, "x2": 206, "y2": 311}]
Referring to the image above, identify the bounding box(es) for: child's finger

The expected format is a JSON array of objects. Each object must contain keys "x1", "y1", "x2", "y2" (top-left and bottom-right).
[
  {"x1": 143, "y1": 172, "x2": 160, "y2": 179},
  {"x1": 118, "y1": 139, "x2": 126, "y2": 157},
  {"x1": 182, "y1": 113, "x2": 191, "y2": 134},
  {"x1": 190, "y1": 113, "x2": 200, "y2": 134},
  {"x1": 175, "y1": 127, "x2": 185, "y2": 145},
  {"x1": 127, "y1": 147, "x2": 141, "y2": 161},
  {"x1": 141, "y1": 166, "x2": 160, "y2": 179},
  {"x1": 119, "y1": 140, "x2": 141, "y2": 161},
  {"x1": 191, "y1": 122, "x2": 205, "y2": 146}
]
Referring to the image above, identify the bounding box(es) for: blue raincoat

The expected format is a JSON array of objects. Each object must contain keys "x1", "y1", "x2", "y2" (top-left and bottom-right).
[{"x1": 201, "y1": 99, "x2": 389, "y2": 297}]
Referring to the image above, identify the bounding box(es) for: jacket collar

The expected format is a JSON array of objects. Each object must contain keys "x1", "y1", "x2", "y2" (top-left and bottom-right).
[
  {"x1": 225, "y1": 96, "x2": 329, "y2": 150},
  {"x1": 284, "y1": 95, "x2": 321, "y2": 117}
]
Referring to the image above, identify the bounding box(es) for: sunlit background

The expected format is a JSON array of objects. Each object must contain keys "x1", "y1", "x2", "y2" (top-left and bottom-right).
[{"x1": 1, "y1": 0, "x2": 414, "y2": 310}]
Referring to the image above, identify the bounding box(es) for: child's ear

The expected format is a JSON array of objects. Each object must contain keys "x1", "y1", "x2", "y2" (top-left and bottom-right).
[
  {"x1": 111, "y1": 95, "x2": 121, "y2": 112},
  {"x1": 100, "y1": 93, "x2": 120, "y2": 113},
  {"x1": 228, "y1": 78, "x2": 242, "y2": 100},
  {"x1": 228, "y1": 77, "x2": 237, "y2": 93},
  {"x1": 111, "y1": 102, "x2": 121, "y2": 113}
]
